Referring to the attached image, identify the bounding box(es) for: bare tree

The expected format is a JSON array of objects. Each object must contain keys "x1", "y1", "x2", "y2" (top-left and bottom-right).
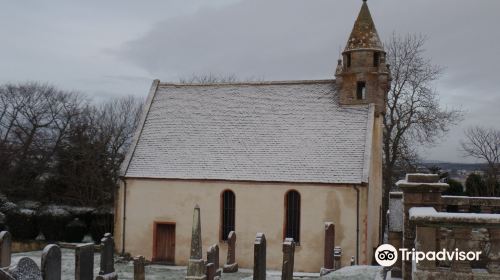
[
  {"x1": 0, "y1": 81, "x2": 143, "y2": 206},
  {"x1": 461, "y1": 126, "x2": 500, "y2": 196},
  {"x1": 0, "y1": 82, "x2": 84, "y2": 198},
  {"x1": 98, "y1": 96, "x2": 143, "y2": 193},
  {"x1": 45, "y1": 95, "x2": 143, "y2": 206},
  {"x1": 382, "y1": 34, "x2": 463, "y2": 227}
]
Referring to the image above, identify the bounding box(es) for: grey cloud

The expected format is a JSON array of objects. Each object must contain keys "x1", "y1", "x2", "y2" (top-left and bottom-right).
[{"x1": 1, "y1": 0, "x2": 499, "y2": 163}]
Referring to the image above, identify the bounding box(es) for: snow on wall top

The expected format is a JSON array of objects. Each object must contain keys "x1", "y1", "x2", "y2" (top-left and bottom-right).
[
  {"x1": 410, "y1": 207, "x2": 500, "y2": 225},
  {"x1": 123, "y1": 80, "x2": 374, "y2": 184}
]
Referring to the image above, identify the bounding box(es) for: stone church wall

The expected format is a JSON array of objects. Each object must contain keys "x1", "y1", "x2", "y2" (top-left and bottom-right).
[{"x1": 114, "y1": 179, "x2": 371, "y2": 272}]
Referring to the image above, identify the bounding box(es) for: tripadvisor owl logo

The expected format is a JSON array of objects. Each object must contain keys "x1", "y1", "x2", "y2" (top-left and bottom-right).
[
  {"x1": 375, "y1": 244, "x2": 398, "y2": 267},
  {"x1": 375, "y1": 244, "x2": 482, "y2": 267}
]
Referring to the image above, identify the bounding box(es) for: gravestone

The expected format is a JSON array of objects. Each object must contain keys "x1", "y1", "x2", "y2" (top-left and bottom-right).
[
  {"x1": 281, "y1": 238, "x2": 295, "y2": 280},
  {"x1": 75, "y1": 243, "x2": 94, "y2": 280},
  {"x1": 333, "y1": 247, "x2": 342, "y2": 270},
  {"x1": 99, "y1": 233, "x2": 115, "y2": 275},
  {"x1": 212, "y1": 245, "x2": 221, "y2": 278},
  {"x1": 253, "y1": 233, "x2": 266, "y2": 280},
  {"x1": 206, "y1": 245, "x2": 221, "y2": 279},
  {"x1": 8, "y1": 257, "x2": 42, "y2": 280},
  {"x1": 223, "y1": 231, "x2": 238, "y2": 273},
  {"x1": 133, "y1": 256, "x2": 146, "y2": 280},
  {"x1": 186, "y1": 205, "x2": 207, "y2": 280},
  {"x1": 41, "y1": 244, "x2": 61, "y2": 280},
  {"x1": 0, "y1": 231, "x2": 11, "y2": 268},
  {"x1": 206, "y1": 263, "x2": 215, "y2": 280}
]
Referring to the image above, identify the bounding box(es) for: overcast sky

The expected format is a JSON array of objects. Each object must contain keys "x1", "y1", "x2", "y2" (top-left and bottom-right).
[{"x1": 1, "y1": 0, "x2": 499, "y2": 163}]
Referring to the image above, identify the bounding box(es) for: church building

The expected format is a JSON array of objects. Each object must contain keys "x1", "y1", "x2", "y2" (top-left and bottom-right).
[{"x1": 115, "y1": 0, "x2": 390, "y2": 272}]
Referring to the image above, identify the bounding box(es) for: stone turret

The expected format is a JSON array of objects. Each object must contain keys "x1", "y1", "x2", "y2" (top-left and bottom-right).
[{"x1": 335, "y1": 0, "x2": 391, "y2": 116}]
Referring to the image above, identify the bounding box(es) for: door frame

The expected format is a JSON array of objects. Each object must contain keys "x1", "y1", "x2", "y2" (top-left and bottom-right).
[{"x1": 152, "y1": 221, "x2": 176, "y2": 264}]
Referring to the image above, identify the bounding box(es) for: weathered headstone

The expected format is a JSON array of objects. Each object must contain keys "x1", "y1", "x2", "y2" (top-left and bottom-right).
[
  {"x1": 206, "y1": 263, "x2": 215, "y2": 280},
  {"x1": 133, "y1": 256, "x2": 146, "y2": 280},
  {"x1": 320, "y1": 223, "x2": 335, "y2": 276},
  {"x1": 99, "y1": 233, "x2": 115, "y2": 275},
  {"x1": 41, "y1": 244, "x2": 61, "y2": 280},
  {"x1": 281, "y1": 238, "x2": 295, "y2": 280},
  {"x1": 206, "y1": 245, "x2": 221, "y2": 279},
  {"x1": 333, "y1": 247, "x2": 342, "y2": 270},
  {"x1": 8, "y1": 257, "x2": 42, "y2": 280},
  {"x1": 186, "y1": 205, "x2": 207, "y2": 280},
  {"x1": 213, "y1": 245, "x2": 221, "y2": 278},
  {"x1": 0, "y1": 231, "x2": 11, "y2": 268},
  {"x1": 75, "y1": 243, "x2": 94, "y2": 280},
  {"x1": 253, "y1": 233, "x2": 266, "y2": 280},
  {"x1": 223, "y1": 231, "x2": 238, "y2": 273}
]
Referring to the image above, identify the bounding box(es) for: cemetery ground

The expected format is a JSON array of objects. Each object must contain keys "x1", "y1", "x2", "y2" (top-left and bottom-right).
[{"x1": 12, "y1": 248, "x2": 320, "y2": 280}]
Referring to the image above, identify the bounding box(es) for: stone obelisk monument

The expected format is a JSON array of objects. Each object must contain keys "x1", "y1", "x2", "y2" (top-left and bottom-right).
[{"x1": 186, "y1": 205, "x2": 207, "y2": 280}]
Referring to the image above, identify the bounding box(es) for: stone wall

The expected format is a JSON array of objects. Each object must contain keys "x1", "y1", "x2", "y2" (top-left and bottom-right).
[{"x1": 389, "y1": 173, "x2": 500, "y2": 280}]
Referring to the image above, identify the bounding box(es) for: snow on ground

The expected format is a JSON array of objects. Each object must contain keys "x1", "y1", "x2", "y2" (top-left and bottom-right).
[{"x1": 320, "y1": 266, "x2": 385, "y2": 280}]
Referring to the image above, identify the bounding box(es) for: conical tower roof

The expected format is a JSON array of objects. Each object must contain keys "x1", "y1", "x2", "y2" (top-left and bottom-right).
[{"x1": 345, "y1": 0, "x2": 383, "y2": 52}]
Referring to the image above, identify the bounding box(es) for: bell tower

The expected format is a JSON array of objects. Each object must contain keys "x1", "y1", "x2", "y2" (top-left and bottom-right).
[{"x1": 335, "y1": 0, "x2": 390, "y2": 116}]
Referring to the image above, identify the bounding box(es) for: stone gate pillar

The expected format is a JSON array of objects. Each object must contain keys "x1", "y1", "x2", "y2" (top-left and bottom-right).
[{"x1": 397, "y1": 174, "x2": 448, "y2": 280}]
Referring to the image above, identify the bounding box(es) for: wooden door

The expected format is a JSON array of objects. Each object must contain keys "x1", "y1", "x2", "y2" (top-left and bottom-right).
[{"x1": 153, "y1": 223, "x2": 175, "y2": 264}]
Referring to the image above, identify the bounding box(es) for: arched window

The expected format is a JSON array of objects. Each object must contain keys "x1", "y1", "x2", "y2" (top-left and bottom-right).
[
  {"x1": 221, "y1": 190, "x2": 235, "y2": 241},
  {"x1": 285, "y1": 190, "x2": 301, "y2": 243}
]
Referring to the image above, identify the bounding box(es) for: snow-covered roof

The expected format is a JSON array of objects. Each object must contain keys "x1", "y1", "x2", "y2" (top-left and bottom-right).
[{"x1": 121, "y1": 80, "x2": 375, "y2": 184}]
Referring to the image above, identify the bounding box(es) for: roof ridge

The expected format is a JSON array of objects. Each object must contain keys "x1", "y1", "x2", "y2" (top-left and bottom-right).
[{"x1": 158, "y1": 79, "x2": 335, "y2": 87}]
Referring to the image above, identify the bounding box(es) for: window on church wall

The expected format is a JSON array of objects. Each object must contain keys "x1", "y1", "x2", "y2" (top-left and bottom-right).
[
  {"x1": 221, "y1": 190, "x2": 235, "y2": 241},
  {"x1": 357, "y1": 81, "x2": 366, "y2": 100},
  {"x1": 373, "y1": 52, "x2": 380, "y2": 67},
  {"x1": 284, "y1": 190, "x2": 301, "y2": 244}
]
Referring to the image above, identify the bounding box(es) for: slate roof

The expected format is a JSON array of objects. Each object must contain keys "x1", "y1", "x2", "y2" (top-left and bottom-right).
[{"x1": 122, "y1": 80, "x2": 375, "y2": 184}]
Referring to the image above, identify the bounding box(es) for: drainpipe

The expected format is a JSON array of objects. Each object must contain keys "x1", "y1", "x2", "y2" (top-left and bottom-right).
[
  {"x1": 353, "y1": 185, "x2": 360, "y2": 265},
  {"x1": 121, "y1": 179, "x2": 127, "y2": 255}
]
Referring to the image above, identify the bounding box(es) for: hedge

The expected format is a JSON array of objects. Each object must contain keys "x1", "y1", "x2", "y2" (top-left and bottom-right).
[
  {"x1": 89, "y1": 207, "x2": 113, "y2": 243},
  {"x1": 64, "y1": 218, "x2": 87, "y2": 242},
  {"x1": 6, "y1": 208, "x2": 38, "y2": 240},
  {"x1": 37, "y1": 205, "x2": 71, "y2": 241}
]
